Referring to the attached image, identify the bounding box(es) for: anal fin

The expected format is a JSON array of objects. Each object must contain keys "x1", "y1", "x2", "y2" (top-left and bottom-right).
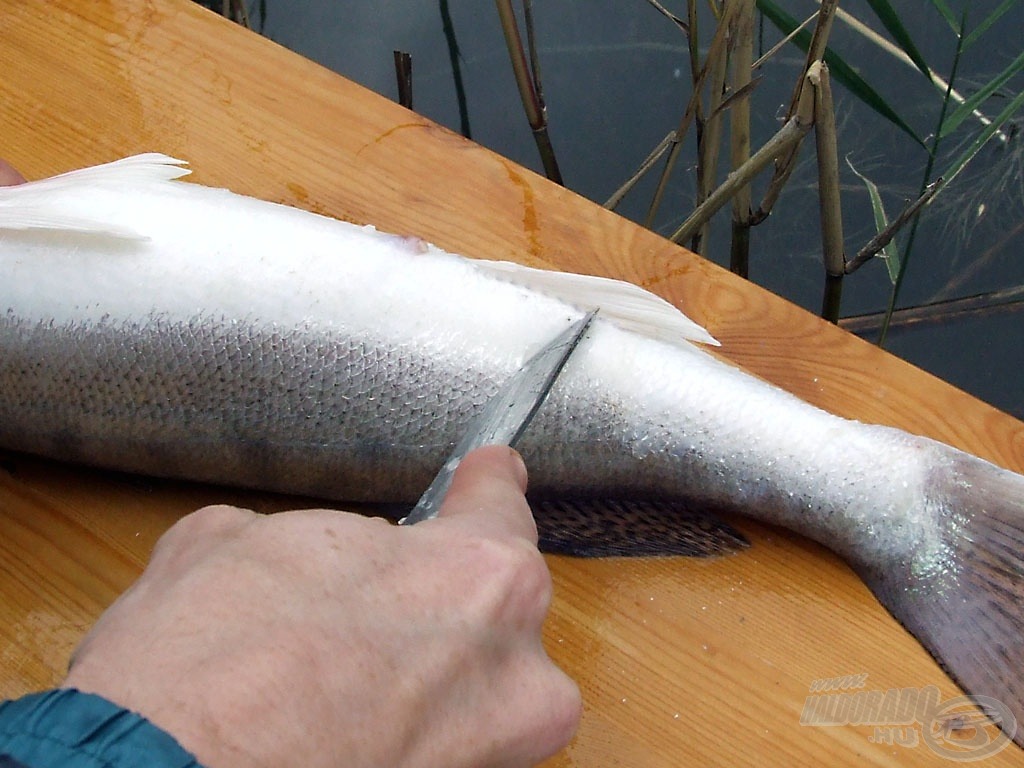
[{"x1": 531, "y1": 497, "x2": 749, "y2": 557}]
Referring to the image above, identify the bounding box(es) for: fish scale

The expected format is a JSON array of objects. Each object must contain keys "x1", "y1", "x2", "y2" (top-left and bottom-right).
[{"x1": 1, "y1": 154, "x2": 1023, "y2": 749}]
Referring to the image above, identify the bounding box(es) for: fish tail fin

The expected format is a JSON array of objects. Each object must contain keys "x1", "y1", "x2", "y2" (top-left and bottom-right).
[
  {"x1": 861, "y1": 450, "x2": 1024, "y2": 749},
  {"x1": 0, "y1": 153, "x2": 189, "y2": 237}
]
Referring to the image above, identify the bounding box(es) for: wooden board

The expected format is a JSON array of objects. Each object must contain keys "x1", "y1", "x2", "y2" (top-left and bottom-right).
[{"x1": 1, "y1": 2, "x2": 1022, "y2": 765}]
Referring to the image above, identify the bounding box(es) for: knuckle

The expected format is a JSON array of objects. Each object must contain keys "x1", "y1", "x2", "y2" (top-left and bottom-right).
[
  {"x1": 456, "y1": 535, "x2": 552, "y2": 622},
  {"x1": 152, "y1": 504, "x2": 252, "y2": 559},
  {"x1": 184, "y1": 504, "x2": 254, "y2": 531},
  {"x1": 513, "y1": 545, "x2": 553, "y2": 612},
  {"x1": 493, "y1": 537, "x2": 551, "y2": 599}
]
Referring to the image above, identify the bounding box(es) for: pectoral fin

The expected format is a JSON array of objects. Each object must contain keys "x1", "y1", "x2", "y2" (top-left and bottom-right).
[
  {"x1": 474, "y1": 259, "x2": 719, "y2": 348},
  {"x1": 0, "y1": 153, "x2": 189, "y2": 237}
]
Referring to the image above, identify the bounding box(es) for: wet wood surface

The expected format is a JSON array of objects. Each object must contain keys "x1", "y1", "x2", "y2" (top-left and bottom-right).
[{"x1": 2, "y1": 2, "x2": 1023, "y2": 765}]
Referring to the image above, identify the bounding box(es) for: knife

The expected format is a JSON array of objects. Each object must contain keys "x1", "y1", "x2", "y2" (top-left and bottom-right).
[{"x1": 399, "y1": 309, "x2": 598, "y2": 525}]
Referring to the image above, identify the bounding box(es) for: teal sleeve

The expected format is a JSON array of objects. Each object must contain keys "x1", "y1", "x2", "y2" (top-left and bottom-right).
[{"x1": 0, "y1": 689, "x2": 203, "y2": 768}]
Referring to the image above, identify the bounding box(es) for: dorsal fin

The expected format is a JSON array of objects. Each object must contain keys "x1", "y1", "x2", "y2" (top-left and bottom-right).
[
  {"x1": 0, "y1": 153, "x2": 189, "y2": 238},
  {"x1": 474, "y1": 258, "x2": 719, "y2": 347}
]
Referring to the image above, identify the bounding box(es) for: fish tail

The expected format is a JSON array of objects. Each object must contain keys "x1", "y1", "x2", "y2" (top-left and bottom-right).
[{"x1": 861, "y1": 449, "x2": 1024, "y2": 748}]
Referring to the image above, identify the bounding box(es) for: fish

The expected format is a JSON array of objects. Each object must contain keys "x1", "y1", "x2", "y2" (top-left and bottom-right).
[{"x1": 1, "y1": 154, "x2": 1023, "y2": 745}]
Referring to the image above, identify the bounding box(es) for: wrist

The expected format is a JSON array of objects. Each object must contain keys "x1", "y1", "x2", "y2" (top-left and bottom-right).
[{"x1": 0, "y1": 689, "x2": 203, "y2": 768}]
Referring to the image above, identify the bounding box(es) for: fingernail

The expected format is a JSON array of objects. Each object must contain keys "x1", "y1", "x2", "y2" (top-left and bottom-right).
[{"x1": 507, "y1": 447, "x2": 528, "y2": 492}]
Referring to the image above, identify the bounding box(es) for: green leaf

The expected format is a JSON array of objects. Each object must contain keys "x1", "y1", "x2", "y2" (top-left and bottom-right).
[
  {"x1": 756, "y1": 0, "x2": 927, "y2": 149},
  {"x1": 942, "y1": 87, "x2": 1024, "y2": 188},
  {"x1": 926, "y1": 0, "x2": 960, "y2": 33},
  {"x1": 963, "y1": 0, "x2": 1021, "y2": 49},
  {"x1": 940, "y1": 48, "x2": 1024, "y2": 138},
  {"x1": 864, "y1": 0, "x2": 931, "y2": 80},
  {"x1": 846, "y1": 157, "x2": 900, "y2": 284}
]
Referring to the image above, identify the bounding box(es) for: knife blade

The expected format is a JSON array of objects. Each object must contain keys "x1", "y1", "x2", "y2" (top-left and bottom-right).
[{"x1": 399, "y1": 309, "x2": 598, "y2": 525}]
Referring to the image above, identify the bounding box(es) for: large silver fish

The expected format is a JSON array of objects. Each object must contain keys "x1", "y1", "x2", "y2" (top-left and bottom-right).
[{"x1": 1, "y1": 155, "x2": 1022, "y2": 743}]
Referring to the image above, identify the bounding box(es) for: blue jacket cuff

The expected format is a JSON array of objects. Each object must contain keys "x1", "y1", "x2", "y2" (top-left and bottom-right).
[{"x1": 0, "y1": 689, "x2": 203, "y2": 768}]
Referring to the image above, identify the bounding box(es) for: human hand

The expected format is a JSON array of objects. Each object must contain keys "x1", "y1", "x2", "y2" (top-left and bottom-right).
[
  {"x1": 63, "y1": 445, "x2": 581, "y2": 768},
  {"x1": 0, "y1": 158, "x2": 26, "y2": 186}
]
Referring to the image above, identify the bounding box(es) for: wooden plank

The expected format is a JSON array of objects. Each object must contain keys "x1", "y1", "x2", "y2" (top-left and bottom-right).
[{"x1": 1, "y1": 2, "x2": 1021, "y2": 765}]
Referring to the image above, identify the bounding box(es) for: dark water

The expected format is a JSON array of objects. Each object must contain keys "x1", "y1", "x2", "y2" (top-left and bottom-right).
[{"x1": 240, "y1": 0, "x2": 1023, "y2": 419}]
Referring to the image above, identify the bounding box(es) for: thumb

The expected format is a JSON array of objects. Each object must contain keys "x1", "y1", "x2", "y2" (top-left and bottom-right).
[{"x1": 435, "y1": 445, "x2": 535, "y2": 542}]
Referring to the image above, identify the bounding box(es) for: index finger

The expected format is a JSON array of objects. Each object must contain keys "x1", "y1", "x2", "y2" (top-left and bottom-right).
[{"x1": 434, "y1": 445, "x2": 537, "y2": 543}]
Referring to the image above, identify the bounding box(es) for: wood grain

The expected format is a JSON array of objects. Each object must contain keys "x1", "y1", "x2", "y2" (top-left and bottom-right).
[{"x1": 1, "y1": 2, "x2": 1022, "y2": 765}]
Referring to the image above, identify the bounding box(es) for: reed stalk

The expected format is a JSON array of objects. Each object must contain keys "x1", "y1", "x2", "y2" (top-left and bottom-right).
[
  {"x1": 221, "y1": 0, "x2": 251, "y2": 28},
  {"x1": 644, "y1": 1, "x2": 735, "y2": 229},
  {"x1": 687, "y1": 0, "x2": 701, "y2": 99},
  {"x1": 671, "y1": 64, "x2": 815, "y2": 245},
  {"x1": 752, "y1": 8, "x2": 818, "y2": 70},
  {"x1": 840, "y1": 284, "x2": 1024, "y2": 334},
  {"x1": 811, "y1": 63, "x2": 844, "y2": 322},
  {"x1": 753, "y1": 0, "x2": 839, "y2": 224},
  {"x1": 728, "y1": 0, "x2": 756, "y2": 278},
  {"x1": 393, "y1": 51, "x2": 413, "y2": 110},
  {"x1": 439, "y1": 0, "x2": 473, "y2": 138},
  {"x1": 495, "y1": 0, "x2": 563, "y2": 184},
  {"x1": 692, "y1": 1, "x2": 735, "y2": 255},
  {"x1": 604, "y1": 131, "x2": 676, "y2": 210},
  {"x1": 844, "y1": 179, "x2": 943, "y2": 274},
  {"x1": 670, "y1": 109, "x2": 812, "y2": 245},
  {"x1": 645, "y1": 0, "x2": 688, "y2": 32}
]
